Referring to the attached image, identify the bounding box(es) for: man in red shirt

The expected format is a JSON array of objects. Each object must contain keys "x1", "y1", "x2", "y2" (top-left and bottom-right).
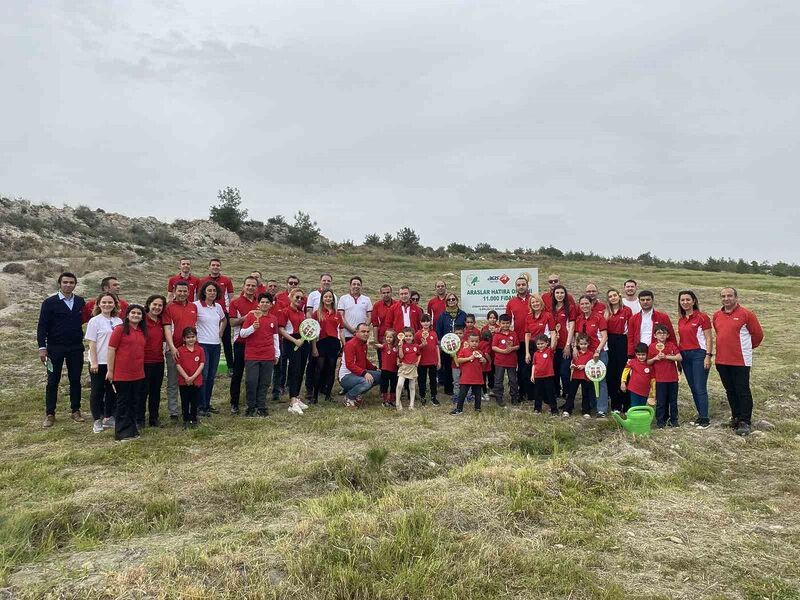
[
  {"x1": 338, "y1": 324, "x2": 381, "y2": 406},
  {"x1": 584, "y1": 282, "x2": 607, "y2": 315},
  {"x1": 388, "y1": 286, "x2": 423, "y2": 333},
  {"x1": 274, "y1": 275, "x2": 301, "y2": 310},
  {"x1": 371, "y1": 284, "x2": 395, "y2": 366},
  {"x1": 250, "y1": 270, "x2": 267, "y2": 296},
  {"x1": 426, "y1": 280, "x2": 448, "y2": 325},
  {"x1": 228, "y1": 276, "x2": 260, "y2": 414},
  {"x1": 506, "y1": 276, "x2": 531, "y2": 399},
  {"x1": 713, "y1": 287, "x2": 764, "y2": 436},
  {"x1": 82, "y1": 276, "x2": 129, "y2": 323},
  {"x1": 162, "y1": 282, "x2": 198, "y2": 419},
  {"x1": 167, "y1": 258, "x2": 200, "y2": 302},
  {"x1": 626, "y1": 290, "x2": 677, "y2": 357},
  {"x1": 199, "y1": 258, "x2": 236, "y2": 375}
]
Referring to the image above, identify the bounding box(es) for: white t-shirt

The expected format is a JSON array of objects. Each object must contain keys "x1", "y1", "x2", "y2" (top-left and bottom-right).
[
  {"x1": 622, "y1": 297, "x2": 641, "y2": 315},
  {"x1": 639, "y1": 309, "x2": 654, "y2": 344},
  {"x1": 337, "y1": 294, "x2": 373, "y2": 337},
  {"x1": 194, "y1": 300, "x2": 225, "y2": 345},
  {"x1": 85, "y1": 315, "x2": 123, "y2": 365},
  {"x1": 306, "y1": 289, "x2": 337, "y2": 315}
]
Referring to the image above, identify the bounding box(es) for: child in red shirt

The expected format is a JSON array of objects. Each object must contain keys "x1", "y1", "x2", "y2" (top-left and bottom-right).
[
  {"x1": 414, "y1": 314, "x2": 441, "y2": 406},
  {"x1": 564, "y1": 333, "x2": 595, "y2": 417},
  {"x1": 396, "y1": 327, "x2": 421, "y2": 410},
  {"x1": 175, "y1": 327, "x2": 205, "y2": 427},
  {"x1": 463, "y1": 314, "x2": 480, "y2": 340},
  {"x1": 647, "y1": 324, "x2": 682, "y2": 427},
  {"x1": 530, "y1": 334, "x2": 557, "y2": 415},
  {"x1": 491, "y1": 314, "x2": 520, "y2": 407},
  {"x1": 451, "y1": 332, "x2": 487, "y2": 414},
  {"x1": 374, "y1": 329, "x2": 399, "y2": 407},
  {"x1": 481, "y1": 310, "x2": 499, "y2": 392},
  {"x1": 479, "y1": 329, "x2": 493, "y2": 396},
  {"x1": 621, "y1": 342, "x2": 655, "y2": 408}
]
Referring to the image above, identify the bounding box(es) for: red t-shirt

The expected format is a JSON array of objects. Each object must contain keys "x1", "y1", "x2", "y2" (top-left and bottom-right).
[
  {"x1": 648, "y1": 341, "x2": 680, "y2": 383},
  {"x1": 591, "y1": 301, "x2": 607, "y2": 315},
  {"x1": 108, "y1": 325, "x2": 146, "y2": 381},
  {"x1": 492, "y1": 331, "x2": 519, "y2": 367},
  {"x1": 712, "y1": 305, "x2": 763, "y2": 367},
  {"x1": 168, "y1": 274, "x2": 201, "y2": 301},
  {"x1": 162, "y1": 300, "x2": 198, "y2": 348},
  {"x1": 242, "y1": 312, "x2": 278, "y2": 361},
  {"x1": 606, "y1": 306, "x2": 633, "y2": 335},
  {"x1": 550, "y1": 303, "x2": 577, "y2": 349},
  {"x1": 275, "y1": 290, "x2": 307, "y2": 312},
  {"x1": 313, "y1": 308, "x2": 342, "y2": 340},
  {"x1": 678, "y1": 312, "x2": 712, "y2": 351},
  {"x1": 525, "y1": 311, "x2": 555, "y2": 340},
  {"x1": 371, "y1": 299, "x2": 396, "y2": 342},
  {"x1": 625, "y1": 358, "x2": 654, "y2": 397},
  {"x1": 574, "y1": 312, "x2": 607, "y2": 354},
  {"x1": 176, "y1": 344, "x2": 205, "y2": 386},
  {"x1": 414, "y1": 329, "x2": 439, "y2": 366},
  {"x1": 82, "y1": 298, "x2": 129, "y2": 324},
  {"x1": 541, "y1": 290, "x2": 576, "y2": 310},
  {"x1": 400, "y1": 342, "x2": 420, "y2": 365},
  {"x1": 229, "y1": 295, "x2": 259, "y2": 343},
  {"x1": 457, "y1": 347, "x2": 485, "y2": 385},
  {"x1": 278, "y1": 306, "x2": 305, "y2": 335},
  {"x1": 532, "y1": 348, "x2": 555, "y2": 378},
  {"x1": 478, "y1": 340, "x2": 493, "y2": 372},
  {"x1": 463, "y1": 325, "x2": 480, "y2": 340},
  {"x1": 427, "y1": 296, "x2": 447, "y2": 325},
  {"x1": 505, "y1": 295, "x2": 530, "y2": 339},
  {"x1": 198, "y1": 275, "x2": 235, "y2": 310},
  {"x1": 143, "y1": 316, "x2": 165, "y2": 364},
  {"x1": 571, "y1": 350, "x2": 593, "y2": 381},
  {"x1": 380, "y1": 344, "x2": 399, "y2": 372}
]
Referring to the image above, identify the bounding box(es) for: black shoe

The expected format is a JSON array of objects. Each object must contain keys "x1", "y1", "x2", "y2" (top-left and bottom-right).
[
  {"x1": 325, "y1": 395, "x2": 334, "y2": 403},
  {"x1": 497, "y1": 401, "x2": 507, "y2": 408},
  {"x1": 231, "y1": 406, "x2": 240, "y2": 415},
  {"x1": 735, "y1": 422, "x2": 751, "y2": 436},
  {"x1": 188, "y1": 421, "x2": 198, "y2": 428},
  {"x1": 170, "y1": 414, "x2": 179, "y2": 421},
  {"x1": 450, "y1": 408, "x2": 463, "y2": 415},
  {"x1": 729, "y1": 417, "x2": 738, "y2": 429},
  {"x1": 474, "y1": 408, "x2": 481, "y2": 413},
  {"x1": 198, "y1": 410, "x2": 210, "y2": 417},
  {"x1": 656, "y1": 422, "x2": 666, "y2": 429},
  {"x1": 149, "y1": 420, "x2": 160, "y2": 428},
  {"x1": 136, "y1": 421, "x2": 145, "y2": 430},
  {"x1": 431, "y1": 398, "x2": 440, "y2": 406},
  {"x1": 257, "y1": 409, "x2": 269, "y2": 417},
  {"x1": 309, "y1": 397, "x2": 319, "y2": 405},
  {"x1": 208, "y1": 406, "x2": 220, "y2": 414},
  {"x1": 696, "y1": 419, "x2": 711, "y2": 429},
  {"x1": 419, "y1": 396, "x2": 428, "y2": 406},
  {"x1": 244, "y1": 409, "x2": 256, "y2": 417}
]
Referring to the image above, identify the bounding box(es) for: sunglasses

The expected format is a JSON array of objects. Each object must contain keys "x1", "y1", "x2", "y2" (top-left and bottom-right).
[
  {"x1": 411, "y1": 297, "x2": 420, "y2": 302},
  {"x1": 548, "y1": 279, "x2": 559, "y2": 284},
  {"x1": 446, "y1": 298, "x2": 457, "y2": 302}
]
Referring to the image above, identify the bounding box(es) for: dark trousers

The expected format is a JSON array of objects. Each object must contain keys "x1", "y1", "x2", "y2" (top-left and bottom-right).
[
  {"x1": 380, "y1": 369, "x2": 398, "y2": 394},
  {"x1": 439, "y1": 350, "x2": 454, "y2": 395},
  {"x1": 229, "y1": 342, "x2": 246, "y2": 408},
  {"x1": 533, "y1": 376, "x2": 557, "y2": 413},
  {"x1": 553, "y1": 348, "x2": 571, "y2": 398},
  {"x1": 607, "y1": 333, "x2": 629, "y2": 412},
  {"x1": 516, "y1": 344, "x2": 529, "y2": 400},
  {"x1": 456, "y1": 384, "x2": 483, "y2": 411},
  {"x1": 273, "y1": 344, "x2": 291, "y2": 398},
  {"x1": 655, "y1": 381, "x2": 679, "y2": 425},
  {"x1": 45, "y1": 344, "x2": 83, "y2": 415},
  {"x1": 89, "y1": 365, "x2": 116, "y2": 420},
  {"x1": 179, "y1": 385, "x2": 199, "y2": 422},
  {"x1": 305, "y1": 355, "x2": 317, "y2": 398},
  {"x1": 313, "y1": 337, "x2": 341, "y2": 399},
  {"x1": 716, "y1": 364, "x2": 753, "y2": 425},
  {"x1": 418, "y1": 364, "x2": 438, "y2": 400},
  {"x1": 245, "y1": 360, "x2": 273, "y2": 411},
  {"x1": 221, "y1": 316, "x2": 233, "y2": 373},
  {"x1": 483, "y1": 368, "x2": 495, "y2": 393},
  {"x1": 115, "y1": 379, "x2": 143, "y2": 440},
  {"x1": 142, "y1": 362, "x2": 164, "y2": 425},
  {"x1": 564, "y1": 379, "x2": 594, "y2": 415},
  {"x1": 286, "y1": 337, "x2": 310, "y2": 398},
  {"x1": 493, "y1": 365, "x2": 519, "y2": 405}
]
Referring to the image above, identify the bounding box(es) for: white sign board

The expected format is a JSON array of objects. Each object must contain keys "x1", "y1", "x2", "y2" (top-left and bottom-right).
[{"x1": 460, "y1": 267, "x2": 539, "y2": 316}]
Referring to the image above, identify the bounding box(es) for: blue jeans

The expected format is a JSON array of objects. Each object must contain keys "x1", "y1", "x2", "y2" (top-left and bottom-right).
[
  {"x1": 629, "y1": 392, "x2": 648, "y2": 407},
  {"x1": 681, "y1": 349, "x2": 709, "y2": 420},
  {"x1": 596, "y1": 350, "x2": 609, "y2": 413},
  {"x1": 200, "y1": 343, "x2": 221, "y2": 411},
  {"x1": 341, "y1": 370, "x2": 381, "y2": 400}
]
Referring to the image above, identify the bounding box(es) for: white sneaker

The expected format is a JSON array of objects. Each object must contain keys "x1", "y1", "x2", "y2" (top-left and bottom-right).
[
  {"x1": 297, "y1": 400, "x2": 309, "y2": 410},
  {"x1": 561, "y1": 412, "x2": 570, "y2": 418},
  {"x1": 288, "y1": 404, "x2": 304, "y2": 415},
  {"x1": 92, "y1": 419, "x2": 103, "y2": 433},
  {"x1": 102, "y1": 416, "x2": 115, "y2": 429}
]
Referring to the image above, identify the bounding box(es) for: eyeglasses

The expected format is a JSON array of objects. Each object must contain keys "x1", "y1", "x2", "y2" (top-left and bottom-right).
[{"x1": 548, "y1": 279, "x2": 559, "y2": 284}]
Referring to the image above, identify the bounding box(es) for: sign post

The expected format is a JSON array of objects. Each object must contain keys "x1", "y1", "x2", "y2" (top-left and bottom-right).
[{"x1": 460, "y1": 267, "x2": 539, "y2": 316}]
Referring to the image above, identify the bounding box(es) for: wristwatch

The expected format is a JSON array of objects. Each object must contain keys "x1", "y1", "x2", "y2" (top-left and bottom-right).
[{"x1": 706, "y1": 353, "x2": 714, "y2": 357}]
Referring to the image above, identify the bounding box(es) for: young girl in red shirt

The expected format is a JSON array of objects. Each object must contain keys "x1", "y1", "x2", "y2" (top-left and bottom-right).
[{"x1": 175, "y1": 326, "x2": 205, "y2": 427}]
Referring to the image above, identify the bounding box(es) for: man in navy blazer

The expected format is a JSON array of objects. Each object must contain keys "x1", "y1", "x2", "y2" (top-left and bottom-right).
[{"x1": 37, "y1": 272, "x2": 86, "y2": 427}]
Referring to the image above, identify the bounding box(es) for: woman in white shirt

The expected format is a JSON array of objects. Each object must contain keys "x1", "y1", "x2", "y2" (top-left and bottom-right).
[
  {"x1": 84, "y1": 293, "x2": 123, "y2": 433},
  {"x1": 194, "y1": 281, "x2": 226, "y2": 417}
]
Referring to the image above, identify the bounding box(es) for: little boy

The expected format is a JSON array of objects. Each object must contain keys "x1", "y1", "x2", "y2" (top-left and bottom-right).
[
  {"x1": 621, "y1": 342, "x2": 654, "y2": 408},
  {"x1": 647, "y1": 324, "x2": 682, "y2": 427},
  {"x1": 530, "y1": 334, "x2": 556, "y2": 414},
  {"x1": 415, "y1": 314, "x2": 440, "y2": 406},
  {"x1": 450, "y1": 333, "x2": 486, "y2": 414},
  {"x1": 491, "y1": 314, "x2": 519, "y2": 407},
  {"x1": 563, "y1": 332, "x2": 594, "y2": 417},
  {"x1": 463, "y1": 314, "x2": 479, "y2": 339}
]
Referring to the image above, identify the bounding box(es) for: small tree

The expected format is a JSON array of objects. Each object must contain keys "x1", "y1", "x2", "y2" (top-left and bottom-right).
[
  {"x1": 287, "y1": 211, "x2": 320, "y2": 251},
  {"x1": 447, "y1": 242, "x2": 473, "y2": 255},
  {"x1": 381, "y1": 233, "x2": 395, "y2": 249},
  {"x1": 364, "y1": 233, "x2": 381, "y2": 247},
  {"x1": 210, "y1": 186, "x2": 248, "y2": 232},
  {"x1": 474, "y1": 242, "x2": 498, "y2": 254},
  {"x1": 395, "y1": 227, "x2": 421, "y2": 255}
]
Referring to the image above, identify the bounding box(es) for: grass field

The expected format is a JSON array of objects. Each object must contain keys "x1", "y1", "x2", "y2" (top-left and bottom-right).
[{"x1": 1, "y1": 245, "x2": 799, "y2": 599}]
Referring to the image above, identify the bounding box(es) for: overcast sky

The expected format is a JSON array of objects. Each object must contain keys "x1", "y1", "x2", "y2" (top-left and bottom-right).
[{"x1": 2, "y1": 1, "x2": 799, "y2": 262}]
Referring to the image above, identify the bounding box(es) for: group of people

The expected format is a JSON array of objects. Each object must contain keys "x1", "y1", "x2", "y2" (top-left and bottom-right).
[{"x1": 36, "y1": 260, "x2": 764, "y2": 441}]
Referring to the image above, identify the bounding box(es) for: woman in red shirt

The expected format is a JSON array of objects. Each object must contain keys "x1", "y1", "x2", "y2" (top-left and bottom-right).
[
  {"x1": 574, "y1": 295, "x2": 609, "y2": 416},
  {"x1": 279, "y1": 289, "x2": 310, "y2": 414},
  {"x1": 605, "y1": 288, "x2": 633, "y2": 413},
  {"x1": 107, "y1": 304, "x2": 147, "y2": 442},
  {"x1": 549, "y1": 285, "x2": 576, "y2": 400},
  {"x1": 142, "y1": 295, "x2": 167, "y2": 428},
  {"x1": 524, "y1": 294, "x2": 556, "y2": 403},
  {"x1": 311, "y1": 290, "x2": 344, "y2": 404},
  {"x1": 677, "y1": 290, "x2": 713, "y2": 428}
]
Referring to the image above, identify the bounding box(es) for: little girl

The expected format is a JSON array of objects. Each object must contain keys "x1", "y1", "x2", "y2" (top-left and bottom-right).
[
  {"x1": 479, "y1": 329, "x2": 494, "y2": 395},
  {"x1": 396, "y1": 327, "x2": 420, "y2": 410},
  {"x1": 530, "y1": 334, "x2": 557, "y2": 415},
  {"x1": 375, "y1": 329, "x2": 399, "y2": 408},
  {"x1": 175, "y1": 326, "x2": 205, "y2": 428},
  {"x1": 563, "y1": 333, "x2": 594, "y2": 418}
]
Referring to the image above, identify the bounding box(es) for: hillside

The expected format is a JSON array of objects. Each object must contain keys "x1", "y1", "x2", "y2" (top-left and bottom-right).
[{"x1": 1, "y1": 201, "x2": 800, "y2": 598}]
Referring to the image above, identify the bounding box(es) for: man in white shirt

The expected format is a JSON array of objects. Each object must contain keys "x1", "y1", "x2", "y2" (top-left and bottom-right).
[
  {"x1": 338, "y1": 276, "x2": 373, "y2": 342},
  {"x1": 622, "y1": 279, "x2": 641, "y2": 314},
  {"x1": 305, "y1": 273, "x2": 335, "y2": 316}
]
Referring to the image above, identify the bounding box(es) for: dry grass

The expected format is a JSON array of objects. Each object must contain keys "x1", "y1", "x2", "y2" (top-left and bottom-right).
[{"x1": 1, "y1": 246, "x2": 799, "y2": 599}]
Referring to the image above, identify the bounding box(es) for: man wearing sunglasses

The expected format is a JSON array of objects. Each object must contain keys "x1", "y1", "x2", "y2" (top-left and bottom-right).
[{"x1": 541, "y1": 274, "x2": 575, "y2": 308}]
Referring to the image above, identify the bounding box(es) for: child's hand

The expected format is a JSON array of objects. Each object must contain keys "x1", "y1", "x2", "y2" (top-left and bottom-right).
[
  {"x1": 252, "y1": 319, "x2": 260, "y2": 329},
  {"x1": 620, "y1": 382, "x2": 627, "y2": 392}
]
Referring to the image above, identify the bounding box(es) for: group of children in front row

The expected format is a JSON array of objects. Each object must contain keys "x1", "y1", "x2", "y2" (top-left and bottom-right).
[{"x1": 373, "y1": 311, "x2": 682, "y2": 427}]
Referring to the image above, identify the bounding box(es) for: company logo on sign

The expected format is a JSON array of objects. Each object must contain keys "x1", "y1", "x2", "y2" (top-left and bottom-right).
[
  {"x1": 468, "y1": 275, "x2": 480, "y2": 287},
  {"x1": 486, "y1": 274, "x2": 511, "y2": 285},
  {"x1": 499, "y1": 274, "x2": 510, "y2": 285}
]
